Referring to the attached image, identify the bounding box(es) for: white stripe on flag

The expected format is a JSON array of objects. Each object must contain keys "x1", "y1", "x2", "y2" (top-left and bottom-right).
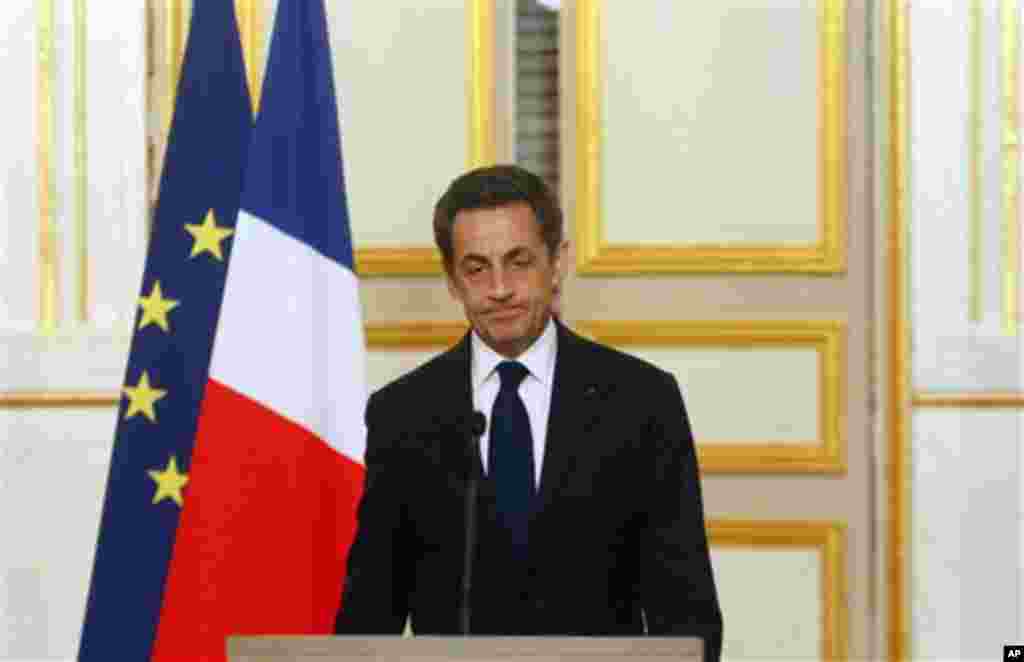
[{"x1": 209, "y1": 209, "x2": 367, "y2": 464}]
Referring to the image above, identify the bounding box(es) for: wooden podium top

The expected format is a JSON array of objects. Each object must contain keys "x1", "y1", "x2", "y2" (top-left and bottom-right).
[{"x1": 228, "y1": 635, "x2": 703, "y2": 662}]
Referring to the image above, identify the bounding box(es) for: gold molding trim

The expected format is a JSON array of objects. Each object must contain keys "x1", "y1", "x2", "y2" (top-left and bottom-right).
[
  {"x1": 577, "y1": 320, "x2": 847, "y2": 474},
  {"x1": 354, "y1": 247, "x2": 444, "y2": 277},
  {"x1": 1004, "y1": 0, "x2": 1020, "y2": 334},
  {"x1": 74, "y1": 0, "x2": 89, "y2": 322},
  {"x1": 166, "y1": 0, "x2": 189, "y2": 140},
  {"x1": 365, "y1": 322, "x2": 468, "y2": 349},
  {"x1": 0, "y1": 392, "x2": 118, "y2": 408},
  {"x1": 152, "y1": 0, "x2": 192, "y2": 235},
  {"x1": 709, "y1": 520, "x2": 847, "y2": 661},
  {"x1": 355, "y1": 2, "x2": 495, "y2": 277},
  {"x1": 885, "y1": 1, "x2": 910, "y2": 659},
  {"x1": 914, "y1": 391, "x2": 1024, "y2": 408},
  {"x1": 235, "y1": 0, "x2": 265, "y2": 114},
  {"x1": 574, "y1": 0, "x2": 847, "y2": 275},
  {"x1": 37, "y1": 0, "x2": 59, "y2": 331},
  {"x1": 467, "y1": 0, "x2": 496, "y2": 169}
]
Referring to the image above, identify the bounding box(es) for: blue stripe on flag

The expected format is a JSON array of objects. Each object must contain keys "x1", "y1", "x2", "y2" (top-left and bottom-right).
[
  {"x1": 78, "y1": 1, "x2": 252, "y2": 660},
  {"x1": 239, "y1": 0, "x2": 355, "y2": 271}
]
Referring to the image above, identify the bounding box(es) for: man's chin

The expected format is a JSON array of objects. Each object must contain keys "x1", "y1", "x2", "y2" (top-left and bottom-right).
[{"x1": 477, "y1": 327, "x2": 530, "y2": 358}]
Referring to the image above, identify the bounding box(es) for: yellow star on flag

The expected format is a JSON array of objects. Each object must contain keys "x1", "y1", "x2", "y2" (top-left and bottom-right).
[
  {"x1": 184, "y1": 209, "x2": 234, "y2": 260},
  {"x1": 148, "y1": 456, "x2": 189, "y2": 507},
  {"x1": 122, "y1": 371, "x2": 167, "y2": 422},
  {"x1": 137, "y1": 280, "x2": 180, "y2": 332}
]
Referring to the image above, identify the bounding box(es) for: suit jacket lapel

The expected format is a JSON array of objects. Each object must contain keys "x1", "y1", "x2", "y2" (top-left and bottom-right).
[
  {"x1": 431, "y1": 331, "x2": 482, "y2": 479},
  {"x1": 534, "y1": 320, "x2": 608, "y2": 520}
]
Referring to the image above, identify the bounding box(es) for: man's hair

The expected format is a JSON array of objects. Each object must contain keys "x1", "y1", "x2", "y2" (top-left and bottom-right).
[{"x1": 433, "y1": 164, "x2": 563, "y2": 272}]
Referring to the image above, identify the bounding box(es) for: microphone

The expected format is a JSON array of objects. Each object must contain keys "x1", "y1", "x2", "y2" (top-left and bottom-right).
[
  {"x1": 469, "y1": 411, "x2": 486, "y2": 438},
  {"x1": 459, "y1": 411, "x2": 486, "y2": 635}
]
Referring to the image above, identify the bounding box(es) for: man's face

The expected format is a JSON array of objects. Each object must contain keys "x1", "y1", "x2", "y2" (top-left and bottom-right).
[{"x1": 446, "y1": 201, "x2": 565, "y2": 359}]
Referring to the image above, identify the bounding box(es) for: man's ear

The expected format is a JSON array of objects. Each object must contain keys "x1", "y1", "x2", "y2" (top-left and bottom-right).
[
  {"x1": 553, "y1": 240, "x2": 569, "y2": 288},
  {"x1": 445, "y1": 267, "x2": 460, "y2": 300},
  {"x1": 551, "y1": 241, "x2": 568, "y2": 316}
]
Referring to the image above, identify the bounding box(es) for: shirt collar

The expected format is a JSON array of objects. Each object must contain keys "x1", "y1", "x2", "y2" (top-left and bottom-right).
[{"x1": 471, "y1": 316, "x2": 557, "y2": 390}]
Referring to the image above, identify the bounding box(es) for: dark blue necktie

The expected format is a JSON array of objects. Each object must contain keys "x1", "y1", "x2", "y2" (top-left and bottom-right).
[{"x1": 489, "y1": 361, "x2": 535, "y2": 561}]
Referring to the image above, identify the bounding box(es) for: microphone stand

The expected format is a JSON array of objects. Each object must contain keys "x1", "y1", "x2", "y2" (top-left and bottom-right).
[{"x1": 459, "y1": 412, "x2": 486, "y2": 635}]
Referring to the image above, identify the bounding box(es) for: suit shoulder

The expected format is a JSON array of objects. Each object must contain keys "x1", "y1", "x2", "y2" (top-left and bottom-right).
[{"x1": 369, "y1": 343, "x2": 463, "y2": 407}]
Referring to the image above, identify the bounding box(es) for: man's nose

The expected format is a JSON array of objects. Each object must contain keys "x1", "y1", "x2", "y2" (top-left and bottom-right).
[{"x1": 487, "y1": 267, "x2": 512, "y2": 299}]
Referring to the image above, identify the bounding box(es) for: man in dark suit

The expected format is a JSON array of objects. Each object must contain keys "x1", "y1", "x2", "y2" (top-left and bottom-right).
[{"x1": 335, "y1": 165, "x2": 722, "y2": 661}]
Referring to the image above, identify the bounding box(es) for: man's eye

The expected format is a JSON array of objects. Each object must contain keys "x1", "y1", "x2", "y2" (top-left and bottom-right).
[
  {"x1": 512, "y1": 258, "x2": 532, "y2": 269},
  {"x1": 465, "y1": 265, "x2": 484, "y2": 276}
]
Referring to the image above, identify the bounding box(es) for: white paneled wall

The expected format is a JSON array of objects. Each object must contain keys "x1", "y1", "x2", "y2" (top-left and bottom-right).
[
  {"x1": 0, "y1": 3, "x2": 145, "y2": 660},
  {"x1": 908, "y1": 1, "x2": 1024, "y2": 657},
  {"x1": 0, "y1": 407, "x2": 116, "y2": 659},
  {"x1": 713, "y1": 548, "x2": 822, "y2": 660},
  {"x1": 912, "y1": 411, "x2": 1020, "y2": 660},
  {"x1": 1, "y1": 5, "x2": 43, "y2": 328}
]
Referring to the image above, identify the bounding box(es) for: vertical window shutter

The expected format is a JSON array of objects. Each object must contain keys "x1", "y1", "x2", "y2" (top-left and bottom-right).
[{"x1": 516, "y1": 1, "x2": 560, "y2": 194}]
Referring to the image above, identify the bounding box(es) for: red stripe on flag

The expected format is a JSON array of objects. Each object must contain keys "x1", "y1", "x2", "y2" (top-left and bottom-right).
[{"x1": 152, "y1": 378, "x2": 365, "y2": 662}]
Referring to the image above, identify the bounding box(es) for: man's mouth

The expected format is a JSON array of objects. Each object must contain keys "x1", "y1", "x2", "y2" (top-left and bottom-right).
[{"x1": 489, "y1": 308, "x2": 524, "y2": 321}]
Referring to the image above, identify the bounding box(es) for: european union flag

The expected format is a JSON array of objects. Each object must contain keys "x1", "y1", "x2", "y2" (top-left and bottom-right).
[{"x1": 78, "y1": 2, "x2": 252, "y2": 660}]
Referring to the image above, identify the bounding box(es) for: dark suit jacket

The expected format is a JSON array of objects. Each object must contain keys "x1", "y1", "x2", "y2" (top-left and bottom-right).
[{"x1": 335, "y1": 320, "x2": 722, "y2": 662}]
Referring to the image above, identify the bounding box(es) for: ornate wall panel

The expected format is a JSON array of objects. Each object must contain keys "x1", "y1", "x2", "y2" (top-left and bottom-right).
[
  {"x1": 153, "y1": 1, "x2": 496, "y2": 277},
  {"x1": 1, "y1": 5, "x2": 43, "y2": 328},
  {"x1": 574, "y1": 0, "x2": 846, "y2": 274},
  {"x1": 1, "y1": 2, "x2": 60, "y2": 329},
  {"x1": 911, "y1": 0, "x2": 1024, "y2": 395},
  {"x1": 579, "y1": 321, "x2": 846, "y2": 474},
  {"x1": 911, "y1": 410, "x2": 1020, "y2": 659},
  {"x1": 0, "y1": 407, "x2": 116, "y2": 658},
  {"x1": 1, "y1": 1, "x2": 145, "y2": 395},
  {"x1": 902, "y1": 0, "x2": 1023, "y2": 658},
  {"x1": 709, "y1": 520, "x2": 846, "y2": 661},
  {"x1": 84, "y1": 5, "x2": 147, "y2": 330},
  {"x1": 0, "y1": 4, "x2": 147, "y2": 659},
  {"x1": 330, "y1": 1, "x2": 495, "y2": 276}
]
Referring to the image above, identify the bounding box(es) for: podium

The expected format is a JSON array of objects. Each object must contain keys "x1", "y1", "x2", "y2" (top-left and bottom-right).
[{"x1": 228, "y1": 636, "x2": 703, "y2": 662}]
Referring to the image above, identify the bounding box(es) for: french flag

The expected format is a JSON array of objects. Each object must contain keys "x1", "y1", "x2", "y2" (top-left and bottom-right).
[{"x1": 79, "y1": 1, "x2": 366, "y2": 660}]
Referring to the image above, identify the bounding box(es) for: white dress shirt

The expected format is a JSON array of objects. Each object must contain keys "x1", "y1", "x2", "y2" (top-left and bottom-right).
[{"x1": 471, "y1": 317, "x2": 557, "y2": 488}]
